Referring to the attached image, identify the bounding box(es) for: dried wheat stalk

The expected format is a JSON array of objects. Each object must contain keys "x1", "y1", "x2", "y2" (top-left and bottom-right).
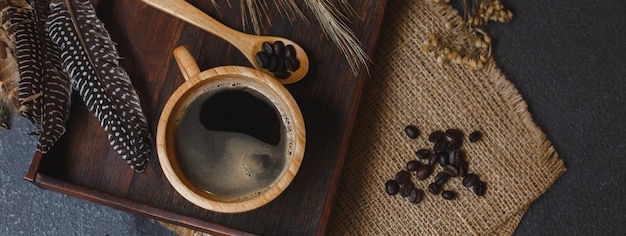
[{"x1": 219, "y1": 0, "x2": 368, "y2": 75}]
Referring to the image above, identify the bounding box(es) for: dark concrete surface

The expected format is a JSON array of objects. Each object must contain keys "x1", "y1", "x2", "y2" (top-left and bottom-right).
[
  {"x1": 0, "y1": 117, "x2": 177, "y2": 235},
  {"x1": 490, "y1": 0, "x2": 626, "y2": 235},
  {"x1": 1, "y1": 0, "x2": 626, "y2": 235}
]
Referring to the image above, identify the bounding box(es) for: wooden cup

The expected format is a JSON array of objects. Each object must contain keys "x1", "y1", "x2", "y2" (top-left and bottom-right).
[{"x1": 156, "y1": 46, "x2": 306, "y2": 213}]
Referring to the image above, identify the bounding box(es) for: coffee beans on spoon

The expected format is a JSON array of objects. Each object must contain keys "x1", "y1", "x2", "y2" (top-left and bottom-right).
[{"x1": 255, "y1": 41, "x2": 300, "y2": 79}]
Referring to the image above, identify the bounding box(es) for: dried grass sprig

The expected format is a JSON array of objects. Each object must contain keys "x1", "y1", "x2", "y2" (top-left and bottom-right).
[
  {"x1": 239, "y1": 0, "x2": 305, "y2": 35},
  {"x1": 423, "y1": 0, "x2": 513, "y2": 71},
  {"x1": 303, "y1": 0, "x2": 369, "y2": 75}
]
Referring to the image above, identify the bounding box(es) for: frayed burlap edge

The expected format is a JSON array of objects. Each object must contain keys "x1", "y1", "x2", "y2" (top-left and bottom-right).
[{"x1": 325, "y1": 0, "x2": 565, "y2": 235}]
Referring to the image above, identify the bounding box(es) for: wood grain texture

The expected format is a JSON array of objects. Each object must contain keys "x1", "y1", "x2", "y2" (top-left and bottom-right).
[{"x1": 28, "y1": 0, "x2": 388, "y2": 234}]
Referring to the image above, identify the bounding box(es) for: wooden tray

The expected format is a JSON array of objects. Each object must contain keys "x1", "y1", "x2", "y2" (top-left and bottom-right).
[{"x1": 25, "y1": 0, "x2": 387, "y2": 235}]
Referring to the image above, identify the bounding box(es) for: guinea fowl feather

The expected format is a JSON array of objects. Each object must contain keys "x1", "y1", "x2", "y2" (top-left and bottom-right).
[
  {"x1": 31, "y1": 0, "x2": 72, "y2": 153},
  {"x1": 9, "y1": 3, "x2": 45, "y2": 129},
  {"x1": 47, "y1": 0, "x2": 151, "y2": 171},
  {"x1": 2, "y1": 0, "x2": 72, "y2": 152}
]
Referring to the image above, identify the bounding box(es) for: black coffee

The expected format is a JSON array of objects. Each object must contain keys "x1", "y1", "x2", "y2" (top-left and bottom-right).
[{"x1": 175, "y1": 88, "x2": 287, "y2": 202}]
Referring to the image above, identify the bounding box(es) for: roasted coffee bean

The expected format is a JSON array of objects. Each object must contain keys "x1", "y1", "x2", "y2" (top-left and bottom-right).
[
  {"x1": 262, "y1": 41, "x2": 274, "y2": 55},
  {"x1": 469, "y1": 131, "x2": 482, "y2": 142},
  {"x1": 445, "y1": 128, "x2": 464, "y2": 140},
  {"x1": 433, "y1": 140, "x2": 449, "y2": 153},
  {"x1": 385, "y1": 180, "x2": 400, "y2": 195},
  {"x1": 404, "y1": 125, "x2": 420, "y2": 139},
  {"x1": 457, "y1": 150, "x2": 467, "y2": 165},
  {"x1": 416, "y1": 165, "x2": 433, "y2": 180},
  {"x1": 400, "y1": 181, "x2": 415, "y2": 197},
  {"x1": 428, "y1": 154, "x2": 438, "y2": 166},
  {"x1": 462, "y1": 173, "x2": 479, "y2": 187},
  {"x1": 268, "y1": 55, "x2": 278, "y2": 72},
  {"x1": 434, "y1": 172, "x2": 450, "y2": 186},
  {"x1": 255, "y1": 52, "x2": 270, "y2": 68},
  {"x1": 428, "y1": 183, "x2": 441, "y2": 194},
  {"x1": 408, "y1": 188, "x2": 424, "y2": 204},
  {"x1": 273, "y1": 41, "x2": 285, "y2": 56},
  {"x1": 428, "y1": 130, "x2": 445, "y2": 142},
  {"x1": 394, "y1": 170, "x2": 411, "y2": 184},
  {"x1": 284, "y1": 44, "x2": 296, "y2": 58},
  {"x1": 442, "y1": 190, "x2": 456, "y2": 200},
  {"x1": 458, "y1": 161, "x2": 469, "y2": 177},
  {"x1": 473, "y1": 181, "x2": 487, "y2": 196},
  {"x1": 406, "y1": 160, "x2": 421, "y2": 171},
  {"x1": 438, "y1": 151, "x2": 449, "y2": 166},
  {"x1": 276, "y1": 56, "x2": 286, "y2": 71},
  {"x1": 443, "y1": 165, "x2": 459, "y2": 177},
  {"x1": 415, "y1": 149, "x2": 432, "y2": 159},
  {"x1": 448, "y1": 149, "x2": 459, "y2": 166},
  {"x1": 285, "y1": 57, "x2": 300, "y2": 71},
  {"x1": 273, "y1": 71, "x2": 291, "y2": 79},
  {"x1": 446, "y1": 139, "x2": 462, "y2": 151}
]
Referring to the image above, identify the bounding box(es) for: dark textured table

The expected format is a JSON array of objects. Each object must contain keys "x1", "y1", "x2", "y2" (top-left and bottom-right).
[
  {"x1": 1, "y1": 0, "x2": 625, "y2": 235},
  {"x1": 489, "y1": 0, "x2": 626, "y2": 235}
]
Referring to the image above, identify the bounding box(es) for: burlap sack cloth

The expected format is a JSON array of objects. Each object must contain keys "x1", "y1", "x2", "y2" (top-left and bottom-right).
[
  {"x1": 327, "y1": 0, "x2": 565, "y2": 235},
  {"x1": 163, "y1": 0, "x2": 565, "y2": 235}
]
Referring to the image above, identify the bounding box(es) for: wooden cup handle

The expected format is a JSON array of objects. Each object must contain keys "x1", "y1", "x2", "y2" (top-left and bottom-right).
[{"x1": 173, "y1": 46, "x2": 201, "y2": 81}]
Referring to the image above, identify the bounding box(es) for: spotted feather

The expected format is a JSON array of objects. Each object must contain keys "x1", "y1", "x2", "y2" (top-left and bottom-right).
[
  {"x1": 8, "y1": 3, "x2": 45, "y2": 130},
  {"x1": 3, "y1": 0, "x2": 72, "y2": 152},
  {"x1": 47, "y1": 0, "x2": 151, "y2": 171},
  {"x1": 32, "y1": 0, "x2": 72, "y2": 153}
]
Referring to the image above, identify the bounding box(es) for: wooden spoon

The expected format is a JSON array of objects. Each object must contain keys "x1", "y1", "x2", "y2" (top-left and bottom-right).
[{"x1": 142, "y1": 0, "x2": 309, "y2": 84}]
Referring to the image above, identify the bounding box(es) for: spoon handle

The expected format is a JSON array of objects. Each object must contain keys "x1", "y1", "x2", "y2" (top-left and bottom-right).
[{"x1": 142, "y1": 0, "x2": 255, "y2": 59}]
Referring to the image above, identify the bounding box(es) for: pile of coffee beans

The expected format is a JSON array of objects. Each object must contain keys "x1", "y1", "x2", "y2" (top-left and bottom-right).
[
  {"x1": 255, "y1": 41, "x2": 300, "y2": 79},
  {"x1": 384, "y1": 125, "x2": 487, "y2": 203}
]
